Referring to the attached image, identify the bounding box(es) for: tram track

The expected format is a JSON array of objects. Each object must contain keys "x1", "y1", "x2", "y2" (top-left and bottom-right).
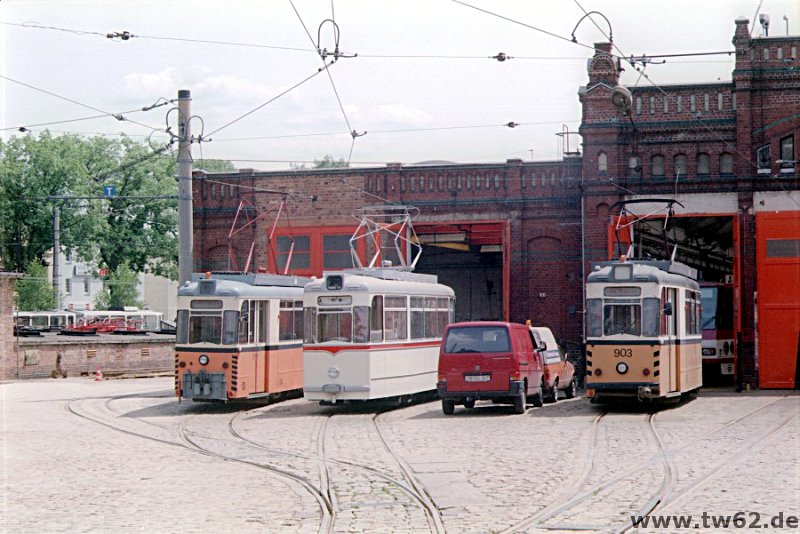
[
  {"x1": 499, "y1": 394, "x2": 796, "y2": 533},
  {"x1": 67, "y1": 394, "x2": 335, "y2": 534},
  {"x1": 228, "y1": 402, "x2": 446, "y2": 533},
  {"x1": 621, "y1": 406, "x2": 799, "y2": 531}
]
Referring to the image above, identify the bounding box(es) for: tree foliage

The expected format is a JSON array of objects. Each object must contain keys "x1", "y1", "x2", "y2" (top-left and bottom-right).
[
  {"x1": 93, "y1": 262, "x2": 143, "y2": 310},
  {"x1": 0, "y1": 132, "x2": 235, "y2": 302},
  {"x1": 314, "y1": 155, "x2": 349, "y2": 168},
  {"x1": 15, "y1": 260, "x2": 56, "y2": 311}
]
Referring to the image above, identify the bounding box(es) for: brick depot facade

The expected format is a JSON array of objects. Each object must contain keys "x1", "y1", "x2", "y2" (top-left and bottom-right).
[{"x1": 194, "y1": 19, "x2": 800, "y2": 389}]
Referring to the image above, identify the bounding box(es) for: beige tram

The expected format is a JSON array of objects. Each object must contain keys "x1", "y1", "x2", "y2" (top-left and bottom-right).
[{"x1": 584, "y1": 258, "x2": 702, "y2": 402}]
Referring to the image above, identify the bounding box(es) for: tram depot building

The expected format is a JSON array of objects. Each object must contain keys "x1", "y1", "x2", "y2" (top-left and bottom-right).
[{"x1": 193, "y1": 18, "x2": 800, "y2": 391}]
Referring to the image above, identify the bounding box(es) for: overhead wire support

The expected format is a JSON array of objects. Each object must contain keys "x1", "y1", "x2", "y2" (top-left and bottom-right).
[{"x1": 289, "y1": 0, "x2": 362, "y2": 165}]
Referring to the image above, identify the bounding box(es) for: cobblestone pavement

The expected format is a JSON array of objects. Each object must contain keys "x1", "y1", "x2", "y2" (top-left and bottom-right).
[{"x1": 2, "y1": 377, "x2": 798, "y2": 533}]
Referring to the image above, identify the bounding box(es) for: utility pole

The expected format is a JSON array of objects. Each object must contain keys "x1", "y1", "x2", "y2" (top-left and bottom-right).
[
  {"x1": 177, "y1": 89, "x2": 193, "y2": 287},
  {"x1": 52, "y1": 205, "x2": 61, "y2": 309}
]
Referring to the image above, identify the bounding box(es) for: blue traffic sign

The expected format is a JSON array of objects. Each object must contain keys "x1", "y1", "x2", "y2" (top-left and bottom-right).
[{"x1": 103, "y1": 185, "x2": 116, "y2": 197}]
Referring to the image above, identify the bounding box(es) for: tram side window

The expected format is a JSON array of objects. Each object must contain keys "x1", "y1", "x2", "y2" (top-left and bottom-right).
[
  {"x1": 279, "y1": 300, "x2": 303, "y2": 341},
  {"x1": 370, "y1": 296, "x2": 383, "y2": 342},
  {"x1": 642, "y1": 298, "x2": 660, "y2": 337},
  {"x1": 684, "y1": 290, "x2": 701, "y2": 335},
  {"x1": 222, "y1": 310, "x2": 239, "y2": 344},
  {"x1": 353, "y1": 306, "x2": 369, "y2": 343},
  {"x1": 258, "y1": 301, "x2": 268, "y2": 342},
  {"x1": 176, "y1": 310, "x2": 188, "y2": 343},
  {"x1": 586, "y1": 298, "x2": 602, "y2": 337},
  {"x1": 385, "y1": 296, "x2": 408, "y2": 341},
  {"x1": 661, "y1": 288, "x2": 678, "y2": 336},
  {"x1": 239, "y1": 301, "x2": 250, "y2": 344},
  {"x1": 304, "y1": 307, "x2": 317, "y2": 343},
  {"x1": 410, "y1": 297, "x2": 425, "y2": 339}
]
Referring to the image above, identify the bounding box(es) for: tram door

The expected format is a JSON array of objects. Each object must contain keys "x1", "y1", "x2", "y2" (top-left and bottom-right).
[{"x1": 663, "y1": 287, "x2": 678, "y2": 392}]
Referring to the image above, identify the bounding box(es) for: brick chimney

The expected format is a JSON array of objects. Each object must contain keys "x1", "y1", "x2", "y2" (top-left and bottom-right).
[{"x1": 588, "y1": 42, "x2": 620, "y2": 87}]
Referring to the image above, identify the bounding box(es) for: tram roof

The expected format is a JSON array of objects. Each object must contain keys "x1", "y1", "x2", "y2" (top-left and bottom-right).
[
  {"x1": 306, "y1": 269, "x2": 454, "y2": 296},
  {"x1": 179, "y1": 274, "x2": 308, "y2": 298},
  {"x1": 587, "y1": 260, "x2": 699, "y2": 289}
]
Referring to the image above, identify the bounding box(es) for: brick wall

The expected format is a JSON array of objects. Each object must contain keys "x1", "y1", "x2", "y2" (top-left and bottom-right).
[
  {"x1": 0, "y1": 274, "x2": 22, "y2": 381},
  {"x1": 14, "y1": 335, "x2": 175, "y2": 379}
]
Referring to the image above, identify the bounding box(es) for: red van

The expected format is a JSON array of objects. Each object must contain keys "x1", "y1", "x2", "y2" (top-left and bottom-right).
[{"x1": 437, "y1": 321, "x2": 544, "y2": 415}]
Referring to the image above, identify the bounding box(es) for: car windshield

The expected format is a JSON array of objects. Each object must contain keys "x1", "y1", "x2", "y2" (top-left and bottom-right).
[{"x1": 444, "y1": 326, "x2": 510, "y2": 353}]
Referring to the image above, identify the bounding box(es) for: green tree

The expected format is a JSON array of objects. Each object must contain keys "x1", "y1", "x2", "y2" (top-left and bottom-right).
[
  {"x1": 15, "y1": 260, "x2": 56, "y2": 311},
  {"x1": 314, "y1": 155, "x2": 349, "y2": 168},
  {"x1": 0, "y1": 132, "x2": 109, "y2": 271},
  {"x1": 194, "y1": 159, "x2": 237, "y2": 173},
  {"x1": 93, "y1": 262, "x2": 144, "y2": 310}
]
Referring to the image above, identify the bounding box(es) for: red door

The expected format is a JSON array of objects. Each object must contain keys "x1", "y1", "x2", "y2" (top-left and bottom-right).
[{"x1": 756, "y1": 211, "x2": 800, "y2": 388}]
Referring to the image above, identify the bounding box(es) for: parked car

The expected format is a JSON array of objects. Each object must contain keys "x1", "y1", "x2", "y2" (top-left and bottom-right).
[
  {"x1": 437, "y1": 321, "x2": 544, "y2": 415},
  {"x1": 529, "y1": 326, "x2": 577, "y2": 402}
]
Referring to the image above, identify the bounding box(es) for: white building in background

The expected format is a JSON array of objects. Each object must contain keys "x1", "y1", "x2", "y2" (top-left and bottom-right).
[{"x1": 44, "y1": 249, "x2": 177, "y2": 319}]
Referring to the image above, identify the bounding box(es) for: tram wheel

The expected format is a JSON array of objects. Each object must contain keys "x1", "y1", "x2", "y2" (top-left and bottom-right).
[
  {"x1": 463, "y1": 399, "x2": 475, "y2": 409},
  {"x1": 442, "y1": 399, "x2": 455, "y2": 416},
  {"x1": 565, "y1": 379, "x2": 577, "y2": 399}
]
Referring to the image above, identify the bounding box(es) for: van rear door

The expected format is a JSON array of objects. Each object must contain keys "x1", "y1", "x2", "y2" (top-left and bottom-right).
[{"x1": 440, "y1": 324, "x2": 516, "y2": 392}]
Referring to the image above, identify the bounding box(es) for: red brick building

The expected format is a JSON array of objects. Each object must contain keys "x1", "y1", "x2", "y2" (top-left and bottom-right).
[{"x1": 193, "y1": 19, "x2": 799, "y2": 389}]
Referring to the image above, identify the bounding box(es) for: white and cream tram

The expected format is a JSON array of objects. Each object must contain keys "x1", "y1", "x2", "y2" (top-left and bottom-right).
[
  {"x1": 584, "y1": 258, "x2": 702, "y2": 402},
  {"x1": 303, "y1": 269, "x2": 455, "y2": 404},
  {"x1": 175, "y1": 272, "x2": 309, "y2": 402},
  {"x1": 14, "y1": 310, "x2": 76, "y2": 331}
]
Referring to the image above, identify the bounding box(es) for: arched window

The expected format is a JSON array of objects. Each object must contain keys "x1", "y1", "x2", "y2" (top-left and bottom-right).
[
  {"x1": 651, "y1": 155, "x2": 665, "y2": 177},
  {"x1": 674, "y1": 154, "x2": 688, "y2": 176},
  {"x1": 628, "y1": 156, "x2": 641, "y2": 178},
  {"x1": 697, "y1": 153, "x2": 711, "y2": 175},
  {"x1": 720, "y1": 153, "x2": 734, "y2": 175},
  {"x1": 598, "y1": 151, "x2": 608, "y2": 174}
]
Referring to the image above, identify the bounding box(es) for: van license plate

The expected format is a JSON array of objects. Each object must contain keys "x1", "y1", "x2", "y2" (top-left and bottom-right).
[{"x1": 465, "y1": 374, "x2": 490, "y2": 382}]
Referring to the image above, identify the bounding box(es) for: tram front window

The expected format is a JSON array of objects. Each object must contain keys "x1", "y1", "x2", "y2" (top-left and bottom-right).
[
  {"x1": 188, "y1": 314, "x2": 223, "y2": 344},
  {"x1": 318, "y1": 311, "x2": 353, "y2": 342},
  {"x1": 604, "y1": 303, "x2": 641, "y2": 336}
]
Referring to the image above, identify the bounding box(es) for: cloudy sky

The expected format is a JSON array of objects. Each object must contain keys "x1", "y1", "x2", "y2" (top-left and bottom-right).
[{"x1": 2, "y1": 0, "x2": 798, "y2": 170}]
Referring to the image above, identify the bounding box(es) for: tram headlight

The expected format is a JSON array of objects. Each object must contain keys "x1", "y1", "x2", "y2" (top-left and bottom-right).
[
  {"x1": 198, "y1": 355, "x2": 209, "y2": 366},
  {"x1": 702, "y1": 348, "x2": 716, "y2": 356},
  {"x1": 328, "y1": 366, "x2": 340, "y2": 379},
  {"x1": 723, "y1": 341, "x2": 730, "y2": 355},
  {"x1": 616, "y1": 362, "x2": 629, "y2": 374}
]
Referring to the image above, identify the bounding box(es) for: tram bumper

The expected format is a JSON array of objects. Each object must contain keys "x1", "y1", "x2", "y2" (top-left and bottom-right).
[
  {"x1": 181, "y1": 370, "x2": 227, "y2": 401},
  {"x1": 586, "y1": 382, "x2": 660, "y2": 399}
]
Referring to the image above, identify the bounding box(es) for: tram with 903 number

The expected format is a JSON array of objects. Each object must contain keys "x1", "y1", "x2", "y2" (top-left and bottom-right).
[
  {"x1": 303, "y1": 269, "x2": 455, "y2": 404},
  {"x1": 584, "y1": 258, "x2": 702, "y2": 402},
  {"x1": 175, "y1": 272, "x2": 310, "y2": 402}
]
